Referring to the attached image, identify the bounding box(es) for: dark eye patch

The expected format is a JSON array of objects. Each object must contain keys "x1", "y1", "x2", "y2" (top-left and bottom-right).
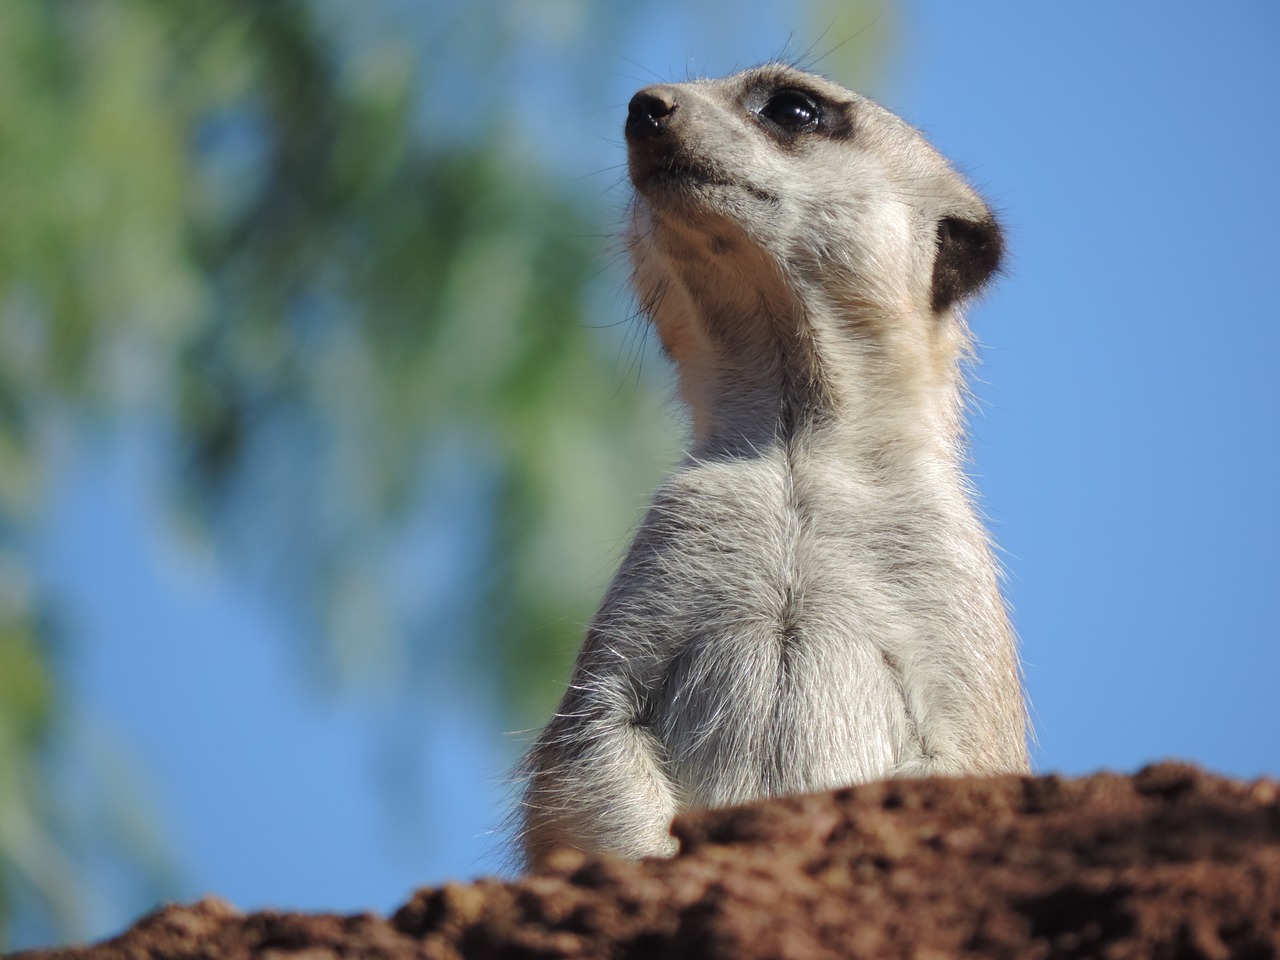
[
  {"x1": 746, "y1": 80, "x2": 856, "y2": 143},
  {"x1": 759, "y1": 89, "x2": 821, "y2": 131}
]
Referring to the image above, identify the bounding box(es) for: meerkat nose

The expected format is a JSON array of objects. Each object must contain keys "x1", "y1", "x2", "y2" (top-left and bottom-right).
[{"x1": 626, "y1": 88, "x2": 678, "y2": 140}]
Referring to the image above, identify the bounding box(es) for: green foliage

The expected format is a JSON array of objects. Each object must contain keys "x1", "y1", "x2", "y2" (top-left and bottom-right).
[
  {"x1": 0, "y1": 0, "x2": 675, "y2": 944},
  {"x1": 0, "y1": 0, "x2": 888, "y2": 944}
]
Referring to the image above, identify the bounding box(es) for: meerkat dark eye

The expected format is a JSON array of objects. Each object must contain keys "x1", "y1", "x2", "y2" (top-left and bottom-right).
[{"x1": 759, "y1": 89, "x2": 820, "y2": 131}]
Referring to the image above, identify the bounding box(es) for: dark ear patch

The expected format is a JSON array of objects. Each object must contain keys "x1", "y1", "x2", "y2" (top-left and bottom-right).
[{"x1": 931, "y1": 215, "x2": 1003, "y2": 312}]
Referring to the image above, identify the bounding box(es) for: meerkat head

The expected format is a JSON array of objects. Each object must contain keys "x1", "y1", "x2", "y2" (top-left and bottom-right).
[{"x1": 624, "y1": 64, "x2": 1002, "y2": 395}]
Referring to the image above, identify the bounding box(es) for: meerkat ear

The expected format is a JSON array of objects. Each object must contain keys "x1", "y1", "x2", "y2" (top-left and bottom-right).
[{"x1": 931, "y1": 214, "x2": 1003, "y2": 312}]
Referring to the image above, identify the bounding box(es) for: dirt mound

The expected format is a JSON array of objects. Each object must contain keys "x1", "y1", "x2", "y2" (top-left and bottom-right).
[{"x1": 15, "y1": 764, "x2": 1280, "y2": 959}]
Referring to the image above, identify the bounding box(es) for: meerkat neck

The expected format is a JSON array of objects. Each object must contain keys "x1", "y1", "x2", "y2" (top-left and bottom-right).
[{"x1": 678, "y1": 301, "x2": 968, "y2": 479}]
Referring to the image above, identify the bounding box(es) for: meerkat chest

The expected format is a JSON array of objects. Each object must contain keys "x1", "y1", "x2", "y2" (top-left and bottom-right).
[{"x1": 628, "y1": 450, "x2": 922, "y2": 808}]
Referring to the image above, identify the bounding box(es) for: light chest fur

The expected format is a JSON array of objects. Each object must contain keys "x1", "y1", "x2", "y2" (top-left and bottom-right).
[{"x1": 518, "y1": 63, "x2": 1029, "y2": 869}]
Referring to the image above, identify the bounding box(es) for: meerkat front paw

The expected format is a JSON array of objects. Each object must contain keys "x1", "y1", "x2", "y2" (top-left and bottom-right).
[
  {"x1": 645, "y1": 832, "x2": 679, "y2": 860},
  {"x1": 890, "y1": 754, "x2": 955, "y2": 779}
]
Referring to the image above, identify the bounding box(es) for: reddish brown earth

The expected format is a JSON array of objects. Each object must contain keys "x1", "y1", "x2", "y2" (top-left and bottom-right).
[{"x1": 14, "y1": 763, "x2": 1280, "y2": 960}]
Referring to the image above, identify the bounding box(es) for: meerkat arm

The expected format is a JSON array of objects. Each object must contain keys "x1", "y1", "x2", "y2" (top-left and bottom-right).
[{"x1": 520, "y1": 656, "x2": 679, "y2": 868}]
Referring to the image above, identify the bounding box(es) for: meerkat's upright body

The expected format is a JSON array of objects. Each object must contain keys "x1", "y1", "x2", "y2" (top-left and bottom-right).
[{"x1": 519, "y1": 65, "x2": 1028, "y2": 869}]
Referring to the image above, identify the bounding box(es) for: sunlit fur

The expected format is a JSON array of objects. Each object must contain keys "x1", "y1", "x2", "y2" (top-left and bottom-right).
[{"x1": 518, "y1": 64, "x2": 1029, "y2": 869}]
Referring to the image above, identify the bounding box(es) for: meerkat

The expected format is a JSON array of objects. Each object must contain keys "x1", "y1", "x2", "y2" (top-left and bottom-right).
[{"x1": 518, "y1": 63, "x2": 1029, "y2": 869}]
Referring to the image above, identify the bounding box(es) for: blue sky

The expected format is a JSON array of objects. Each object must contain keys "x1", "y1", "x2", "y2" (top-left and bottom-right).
[{"x1": 24, "y1": 0, "x2": 1280, "y2": 950}]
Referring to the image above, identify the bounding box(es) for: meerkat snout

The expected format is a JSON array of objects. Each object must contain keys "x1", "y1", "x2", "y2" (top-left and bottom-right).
[
  {"x1": 625, "y1": 88, "x2": 678, "y2": 140},
  {"x1": 517, "y1": 64, "x2": 1029, "y2": 871}
]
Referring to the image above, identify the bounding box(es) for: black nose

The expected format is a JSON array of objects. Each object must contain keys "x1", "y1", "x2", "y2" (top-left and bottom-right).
[{"x1": 626, "y1": 88, "x2": 677, "y2": 140}]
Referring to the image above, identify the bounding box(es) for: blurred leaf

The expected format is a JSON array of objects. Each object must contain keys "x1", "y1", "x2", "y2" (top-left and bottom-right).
[
  {"x1": 0, "y1": 0, "x2": 670, "y2": 941},
  {"x1": 0, "y1": 0, "x2": 888, "y2": 944}
]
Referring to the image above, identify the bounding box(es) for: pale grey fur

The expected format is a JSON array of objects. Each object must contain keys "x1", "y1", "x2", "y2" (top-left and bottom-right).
[{"x1": 518, "y1": 64, "x2": 1029, "y2": 869}]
